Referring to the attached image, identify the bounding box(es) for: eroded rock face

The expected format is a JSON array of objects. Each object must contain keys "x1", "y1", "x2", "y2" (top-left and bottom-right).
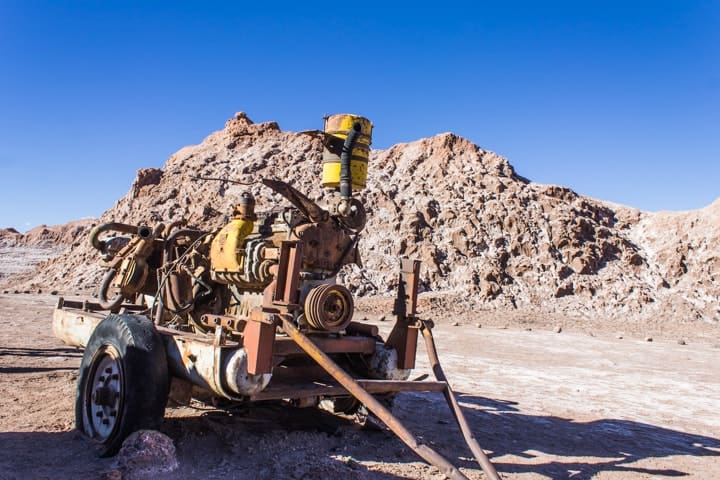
[
  {"x1": 6, "y1": 112, "x2": 719, "y2": 324},
  {"x1": 0, "y1": 219, "x2": 95, "y2": 281}
]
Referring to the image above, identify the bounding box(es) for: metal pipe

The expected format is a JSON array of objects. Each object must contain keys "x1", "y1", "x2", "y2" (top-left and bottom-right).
[
  {"x1": 279, "y1": 314, "x2": 470, "y2": 480},
  {"x1": 133, "y1": 223, "x2": 165, "y2": 258},
  {"x1": 52, "y1": 305, "x2": 269, "y2": 399},
  {"x1": 420, "y1": 321, "x2": 503, "y2": 480},
  {"x1": 88, "y1": 222, "x2": 143, "y2": 252},
  {"x1": 339, "y1": 122, "x2": 361, "y2": 200}
]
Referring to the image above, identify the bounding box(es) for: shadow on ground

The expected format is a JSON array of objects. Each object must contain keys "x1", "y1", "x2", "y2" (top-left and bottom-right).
[
  {"x1": 0, "y1": 346, "x2": 82, "y2": 374},
  {"x1": 397, "y1": 391, "x2": 720, "y2": 479},
  {"x1": 161, "y1": 391, "x2": 719, "y2": 479},
  {"x1": 1, "y1": 392, "x2": 717, "y2": 480}
]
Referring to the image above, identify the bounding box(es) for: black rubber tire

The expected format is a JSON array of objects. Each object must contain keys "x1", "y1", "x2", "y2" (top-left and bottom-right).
[{"x1": 75, "y1": 313, "x2": 169, "y2": 457}]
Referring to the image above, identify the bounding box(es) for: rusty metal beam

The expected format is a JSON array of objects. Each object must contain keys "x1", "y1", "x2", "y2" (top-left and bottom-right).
[
  {"x1": 420, "y1": 320, "x2": 502, "y2": 480},
  {"x1": 272, "y1": 335, "x2": 376, "y2": 357},
  {"x1": 387, "y1": 258, "x2": 421, "y2": 369},
  {"x1": 279, "y1": 314, "x2": 471, "y2": 480},
  {"x1": 244, "y1": 312, "x2": 276, "y2": 375},
  {"x1": 272, "y1": 240, "x2": 303, "y2": 307},
  {"x1": 251, "y1": 378, "x2": 447, "y2": 401},
  {"x1": 345, "y1": 321, "x2": 379, "y2": 338}
]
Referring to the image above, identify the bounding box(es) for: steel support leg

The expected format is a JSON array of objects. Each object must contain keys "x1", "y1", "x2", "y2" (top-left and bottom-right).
[
  {"x1": 279, "y1": 314, "x2": 471, "y2": 480},
  {"x1": 420, "y1": 320, "x2": 502, "y2": 480}
]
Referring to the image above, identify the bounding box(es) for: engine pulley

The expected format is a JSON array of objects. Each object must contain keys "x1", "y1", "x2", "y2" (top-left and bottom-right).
[{"x1": 304, "y1": 283, "x2": 354, "y2": 333}]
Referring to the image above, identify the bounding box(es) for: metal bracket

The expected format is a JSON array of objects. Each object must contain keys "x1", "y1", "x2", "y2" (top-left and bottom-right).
[{"x1": 387, "y1": 258, "x2": 421, "y2": 369}]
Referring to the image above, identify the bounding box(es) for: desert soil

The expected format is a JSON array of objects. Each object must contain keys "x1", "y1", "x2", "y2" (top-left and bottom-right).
[{"x1": 0, "y1": 293, "x2": 718, "y2": 480}]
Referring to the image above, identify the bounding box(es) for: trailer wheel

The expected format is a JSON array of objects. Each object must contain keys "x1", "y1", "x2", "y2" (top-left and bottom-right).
[{"x1": 75, "y1": 313, "x2": 169, "y2": 457}]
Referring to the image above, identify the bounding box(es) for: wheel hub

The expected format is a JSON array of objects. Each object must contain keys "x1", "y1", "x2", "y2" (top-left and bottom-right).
[{"x1": 86, "y1": 348, "x2": 123, "y2": 439}]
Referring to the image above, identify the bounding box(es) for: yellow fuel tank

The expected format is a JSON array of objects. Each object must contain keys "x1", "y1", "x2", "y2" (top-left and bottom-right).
[{"x1": 321, "y1": 114, "x2": 373, "y2": 190}]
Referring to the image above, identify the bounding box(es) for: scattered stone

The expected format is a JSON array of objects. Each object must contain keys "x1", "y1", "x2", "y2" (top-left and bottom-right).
[
  {"x1": 645, "y1": 337, "x2": 653, "y2": 342},
  {"x1": 22, "y1": 290, "x2": 30, "y2": 294},
  {"x1": 678, "y1": 339, "x2": 687, "y2": 345},
  {"x1": 2, "y1": 290, "x2": 7, "y2": 294},
  {"x1": 451, "y1": 321, "x2": 459, "y2": 326},
  {"x1": 554, "y1": 326, "x2": 563, "y2": 333},
  {"x1": 616, "y1": 335, "x2": 624, "y2": 340},
  {"x1": 50, "y1": 290, "x2": 59, "y2": 295},
  {"x1": 101, "y1": 470, "x2": 122, "y2": 480},
  {"x1": 111, "y1": 430, "x2": 178, "y2": 478},
  {"x1": 37, "y1": 289, "x2": 42, "y2": 294},
  {"x1": 476, "y1": 323, "x2": 482, "y2": 328},
  {"x1": 378, "y1": 315, "x2": 386, "y2": 322}
]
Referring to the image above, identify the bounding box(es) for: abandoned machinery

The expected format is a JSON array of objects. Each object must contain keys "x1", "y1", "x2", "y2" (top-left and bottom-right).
[{"x1": 53, "y1": 114, "x2": 502, "y2": 480}]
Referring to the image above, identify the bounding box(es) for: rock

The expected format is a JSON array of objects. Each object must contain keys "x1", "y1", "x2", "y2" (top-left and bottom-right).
[
  {"x1": 111, "y1": 430, "x2": 178, "y2": 478},
  {"x1": 554, "y1": 326, "x2": 563, "y2": 333},
  {"x1": 678, "y1": 339, "x2": 687, "y2": 345},
  {"x1": 554, "y1": 283, "x2": 574, "y2": 298},
  {"x1": 50, "y1": 290, "x2": 58, "y2": 295},
  {"x1": 645, "y1": 337, "x2": 653, "y2": 342},
  {"x1": 1, "y1": 112, "x2": 717, "y2": 330},
  {"x1": 451, "y1": 321, "x2": 459, "y2": 326},
  {"x1": 101, "y1": 470, "x2": 122, "y2": 480},
  {"x1": 476, "y1": 323, "x2": 482, "y2": 328}
]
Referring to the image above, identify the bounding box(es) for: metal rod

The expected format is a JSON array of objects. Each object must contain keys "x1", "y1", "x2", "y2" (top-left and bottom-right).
[
  {"x1": 420, "y1": 321, "x2": 503, "y2": 480},
  {"x1": 279, "y1": 314, "x2": 470, "y2": 480}
]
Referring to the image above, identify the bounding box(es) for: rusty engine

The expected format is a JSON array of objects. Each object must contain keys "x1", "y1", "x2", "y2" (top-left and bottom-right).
[{"x1": 53, "y1": 114, "x2": 502, "y2": 480}]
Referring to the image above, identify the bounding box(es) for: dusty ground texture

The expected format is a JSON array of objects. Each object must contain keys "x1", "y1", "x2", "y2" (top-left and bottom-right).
[{"x1": 1, "y1": 293, "x2": 718, "y2": 480}]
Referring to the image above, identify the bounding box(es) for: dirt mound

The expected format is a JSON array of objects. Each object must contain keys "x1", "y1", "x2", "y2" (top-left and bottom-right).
[
  {"x1": 5, "y1": 113, "x2": 718, "y2": 324},
  {"x1": 0, "y1": 219, "x2": 95, "y2": 282}
]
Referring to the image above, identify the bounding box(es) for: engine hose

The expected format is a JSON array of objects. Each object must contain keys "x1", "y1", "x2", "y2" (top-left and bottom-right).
[
  {"x1": 98, "y1": 268, "x2": 125, "y2": 311},
  {"x1": 88, "y1": 222, "x2": 144, "y2": 253},
  {"x1": 339, "y1": 122, "x2": 362, "y2": 199}
]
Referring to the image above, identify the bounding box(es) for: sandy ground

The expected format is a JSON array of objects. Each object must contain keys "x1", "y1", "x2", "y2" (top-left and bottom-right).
[{"x1": 0, "y1": 293, "x2": 719, "y2": 479}]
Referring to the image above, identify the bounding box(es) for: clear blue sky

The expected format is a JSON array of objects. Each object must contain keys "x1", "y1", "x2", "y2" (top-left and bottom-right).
[{"x1": 1, "y1": 1, "x2": 718, "y2": 230}]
